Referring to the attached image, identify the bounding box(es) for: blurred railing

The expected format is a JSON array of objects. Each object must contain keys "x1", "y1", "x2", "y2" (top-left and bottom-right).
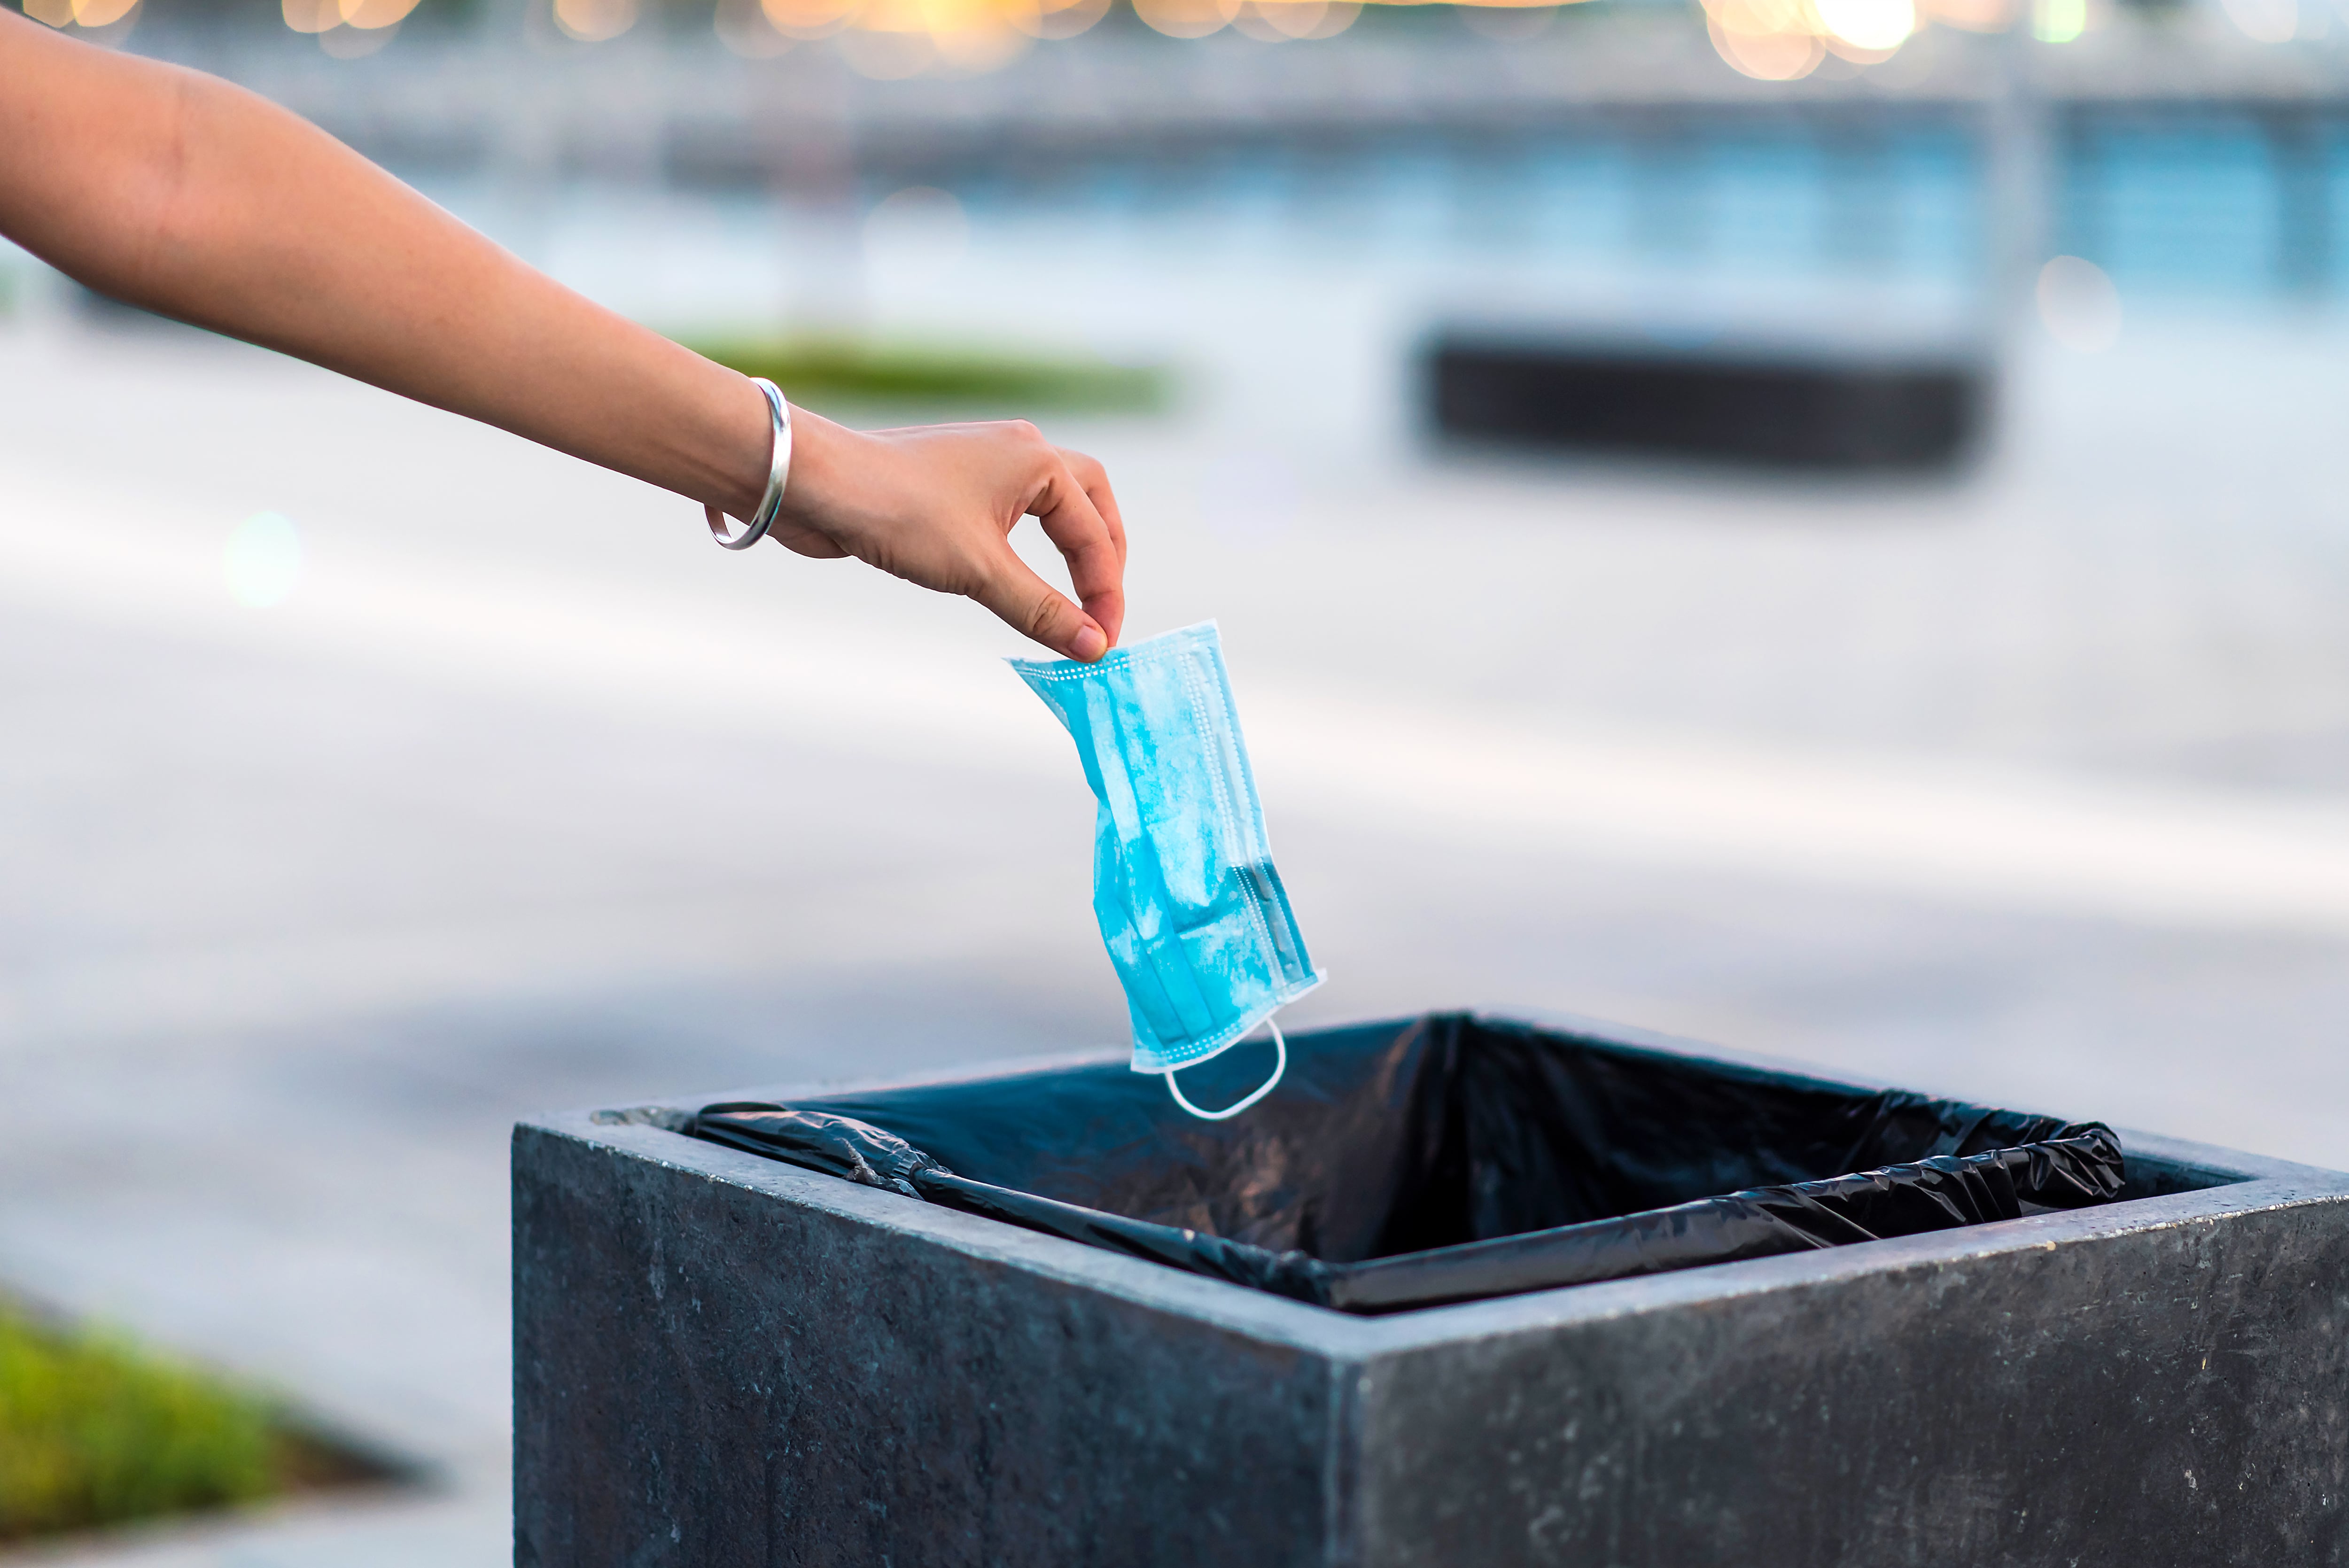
[
  {"x1": 18, "y1": 0, "x2": 2346, "y2": 306},
  {"x1": 96, "y1": 5, "x2": 2349, "y2": 174}
]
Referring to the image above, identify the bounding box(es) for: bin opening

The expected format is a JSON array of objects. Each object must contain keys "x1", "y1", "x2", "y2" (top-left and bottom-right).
[{"x1": 685, "y1": 1012, "x2": 2127, "y2": 1314}]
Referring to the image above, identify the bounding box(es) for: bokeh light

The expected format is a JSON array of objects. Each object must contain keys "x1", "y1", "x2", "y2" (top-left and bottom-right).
[
  {"x1": 284, "y1": 0, "x2": 414, "y2": 35},
  {"x1": 1704, "y1": 0, "x2": 1825, "y2": 80},
  {"x1": 2037, "y1": 255, "x2": 2122, "y2": 352},
  {"x1": 923, "y1": 0, "x2": 1034, "y2": 71},
  {"x1": 836, "y1": 0, "x2": 941, "y2": 76},
  {"x1": 2032, "y1": 0, "x2": 2084, "y2": 41},
  {"x1": 761, "y1": 0, "x2": 859, "y2": 34},
  {"x1": 1815, "y1": 0, "x2": 1914, "y2": 52},
  {"x1": 1702, "y1": 0, "x2": 1917, "y2": 76},
  {"x1": 1917, "y1": 0, "x2": 2009, "y2": 31},
  {"x1": 1232, "y1": 0, "x2": 1361, "y2": 39},
  {"x1": 341, "y1": 0, "x2": 420, "y2": 29},
  {"x1": 223, "y1": 514, "x2": 302, "y2": 611},
  {"x1": 713, "y1": 0, "x2": 1132, "y2": 68},
  {"x1": 1012, "y1": 0, "x2": 1109, "y2": 39},
  {"x1": 553, "y1": 0, "x2": 638, "y2": 41},
  {"x1": 319, "y1": 19, "x2": 394, "y2": 49},
  {"x1": 25, "y1": 0, "x2": 142, "y2": 27},
  {"x1": 2220, "y1": 0, "x2": 2296, "y2": 41},
  {"x1": 829, "y1": 0, "x2": 1039, "y2": 74},
  {"x1": 281, "y1": 0, "x2": 339, "y2": 32},
  {"x1": 716, "y1": 0, "x2": 793, "y2": 52},
  {"x1": 1133, "y1": 0, "x2": 1240, "y2": 39}
]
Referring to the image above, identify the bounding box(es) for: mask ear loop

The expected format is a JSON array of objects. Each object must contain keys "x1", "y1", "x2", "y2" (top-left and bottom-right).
[{"x1": 1164, "y1": 1017, "x2": 1287, "y2": 1121}]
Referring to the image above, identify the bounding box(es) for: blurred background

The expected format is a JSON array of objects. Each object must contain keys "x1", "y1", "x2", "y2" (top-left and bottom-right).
[{"x1": 5, "y1": 0, "x2": 2349, "y2": 1557}]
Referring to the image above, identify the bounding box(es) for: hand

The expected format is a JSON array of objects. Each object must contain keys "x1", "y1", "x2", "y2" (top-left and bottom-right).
[
  {"x1": 0, "y1": 23, "x2": 1139, "y2": 657},
  {"x1": 758, "y1": 407, "x2": 1127, "y2": 662}
]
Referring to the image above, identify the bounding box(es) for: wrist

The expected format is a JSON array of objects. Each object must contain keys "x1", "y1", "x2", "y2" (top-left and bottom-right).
[{"x1": 770, "y1": 408, "x2": 858, "y2": 530}]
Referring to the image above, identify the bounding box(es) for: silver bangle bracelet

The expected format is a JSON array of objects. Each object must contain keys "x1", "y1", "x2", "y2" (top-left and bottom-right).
[{"x1": 704, "y1": 376, "x2": 793, "y2": 551}]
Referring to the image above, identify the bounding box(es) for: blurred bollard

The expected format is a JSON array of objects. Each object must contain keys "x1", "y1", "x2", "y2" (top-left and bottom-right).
[{"x1": 1427, "y1": 331, "x2": 1990, "y2": 472}]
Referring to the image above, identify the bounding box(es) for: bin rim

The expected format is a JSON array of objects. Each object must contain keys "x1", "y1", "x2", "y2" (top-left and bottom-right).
[{"x1": 544, "y1": 1008, "x2": 2349, "y2": 1348}]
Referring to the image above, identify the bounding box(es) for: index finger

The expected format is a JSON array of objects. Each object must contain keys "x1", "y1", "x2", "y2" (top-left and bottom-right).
[
  {"x1": 1059, "y1": 447, "x2": 1127, "y2": 571},
  {"x1": 1029, "y1": 457, "x2": 1126, "y2": 651}
]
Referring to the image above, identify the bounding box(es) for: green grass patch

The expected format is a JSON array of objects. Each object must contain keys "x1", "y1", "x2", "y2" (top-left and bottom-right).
[
  {"x1": 687, "y1": 336, "x2": 1172, "y2": 416},
  {"x1": 0, "y1": 1308, "x2": 376, "y2": 1545}
]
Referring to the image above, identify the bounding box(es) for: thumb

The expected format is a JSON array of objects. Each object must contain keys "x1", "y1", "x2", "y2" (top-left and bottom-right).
[{"x1": 975, "y1": 549, "x2": 1109, "y2": 662}]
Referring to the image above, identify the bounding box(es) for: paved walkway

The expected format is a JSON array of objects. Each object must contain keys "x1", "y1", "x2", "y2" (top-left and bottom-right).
[{"x1": 3, "y1": 309, "x2": 2348, "y2": 1563}]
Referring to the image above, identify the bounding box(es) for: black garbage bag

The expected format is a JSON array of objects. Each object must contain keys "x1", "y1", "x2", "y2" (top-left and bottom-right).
[{"x1": 688, "y1": 1012, "x2": 2124, "y2": 1314}]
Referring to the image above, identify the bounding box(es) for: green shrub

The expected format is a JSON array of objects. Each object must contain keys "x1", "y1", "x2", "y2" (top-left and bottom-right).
[
  {"x1": 0, "y1": 1311, "x2": 280, "y2": 1542},
  {"x1": 686, "y1": 336, "x2": 1170, "y2": 415}
]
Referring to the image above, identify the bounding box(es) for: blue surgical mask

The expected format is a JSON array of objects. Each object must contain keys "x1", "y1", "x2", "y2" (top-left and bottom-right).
[{"x1": 1010, "y1": 621, "x2": 1324, "y2": 1119}]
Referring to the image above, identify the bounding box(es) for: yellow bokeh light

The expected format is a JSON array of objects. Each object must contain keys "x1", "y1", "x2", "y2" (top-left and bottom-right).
[
  {"x1": 1703, "y1": 0, "x2": 1825, "y2": 78},
  {"x1": 1011, "y1": 0, "x2": 1109, "y2": 38},
  {"x1": 27, "y1": 0, "x2": 144, "y2": 26},
  {"x1": 283, "y1": 0, "x2": 340, "y2": 33},
  {"x1": 717, "y1": 0, "x2": 793, "y2": 53},
  {"x1": 773, "y1": 0, "x2": 1202, "y2": 73},
  {"x1": 919, "y1": 0, "x2": 1034, "y2": 70},
  {"x1": 320, "y1": 20, "x2": 393, "y2": 50},
  {"x1": 763, "y1": 0, "x2": 860, "y2": 36},
  {"x1": 1712, "y1": 24, "x2": 1822, "y2": 75},
  {"x1": 838, "y1": 31, "x2": 933, "y2": 72},
  {"x1": 1133, "y1": 0, "x2": 1240, "y2": 38},
  {"x1": 849, "y1": 0, "x2": 926, "y2": 32},
  {"x1": 1815, "y1": 0, "x2": 1913, "y2": 49},
  {"x1": 1232, "y1": 0, "x2": 1360, "y2": 38},
  {"x1": 553, "y1": 0, "x2": 638, "y2": 40},
  {"x1": 1709, "y1": 0, "x2": 1809, "y2": 35},
  {"x1": 838, "y1": 0, "x2": 936, "y2": 73},
  {"x1": 756, "y1": 0, "x2": 1383, "y2": 62},
  {"x1": 340, "y1": 0, "x2": 421, "y2": 30},
  {"x1": 1918, "y1": 0, "x2": 2010, "y2": 30}
]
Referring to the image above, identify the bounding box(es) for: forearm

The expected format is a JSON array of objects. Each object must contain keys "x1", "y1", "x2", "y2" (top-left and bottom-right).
[
  {"x1": 0, "y1": 13, "x2": 768, "y2": 518},
  {"x1": 0, "y1": 13, "x2": 1124, "y2": 659}
]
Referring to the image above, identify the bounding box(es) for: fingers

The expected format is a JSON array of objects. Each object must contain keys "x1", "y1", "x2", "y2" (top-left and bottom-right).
[
  {"x1": 973, "y1": 550, "x2": 1108, "y2": 662},
  {"x1": 1029, "y1": 456, "x2": 1126, "y2": 653},
  {"x1": 1056, "y1": 446, "x2": 1127, "y2": 647},
  {"x1": 1060, "y1": 447, "x2": 1127, "y2": 568},
  {"x1": 776, "y1": 417, "x2": 1125, "y2": 660}
]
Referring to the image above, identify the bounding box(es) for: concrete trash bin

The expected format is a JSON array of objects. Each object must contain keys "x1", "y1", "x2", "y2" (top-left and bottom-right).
[{"x1": 513, "y1": 1009, "x2": 2349, "y2": 1568}]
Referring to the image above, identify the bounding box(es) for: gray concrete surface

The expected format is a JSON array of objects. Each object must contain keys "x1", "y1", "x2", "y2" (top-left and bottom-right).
[
  {"x1": 513, "y1": 1042, "x2": 2349, "y2": 1568},
  {"x1": 4, "y1": 303, "x2": 2349, "y2": 1563}
]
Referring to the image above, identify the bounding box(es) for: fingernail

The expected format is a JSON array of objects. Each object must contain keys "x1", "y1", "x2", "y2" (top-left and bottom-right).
[{"x1": 1072, "y1": 625, "x2": 1108, "y2": 662}]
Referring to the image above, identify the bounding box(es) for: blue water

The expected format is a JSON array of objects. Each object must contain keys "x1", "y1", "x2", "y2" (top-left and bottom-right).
[
  {"x1": 941, "y1": 126, "x2": 1991, "y2": 287},
  {"x1": 369, "y1": 105, "x2": 2343, "y2": 383},
  {"x1": 2056, "y1": 114, "x2": 2341, "y2": 296},
  {"x1": 910, "y1": 112, "x2": 2346, "y2": 304}
]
